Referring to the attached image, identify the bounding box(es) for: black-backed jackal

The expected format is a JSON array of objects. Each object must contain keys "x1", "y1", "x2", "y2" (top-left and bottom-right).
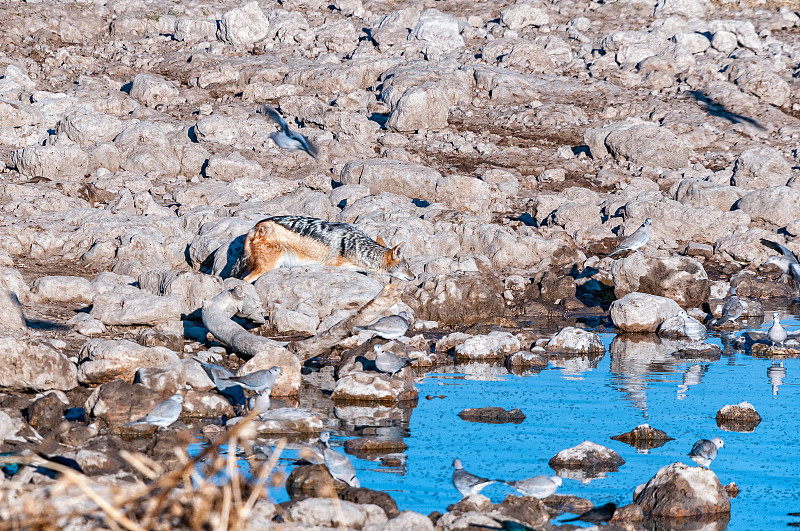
[{"x1": 230, "y1": 216, "x2": 415, "y2": 283}]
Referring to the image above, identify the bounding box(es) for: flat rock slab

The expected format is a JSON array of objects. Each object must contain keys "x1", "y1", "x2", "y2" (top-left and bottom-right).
[
  {"x1": 344, "y1": 437, "x2": 408, "y2": 455},
  {"x1": 228, "y1": 408, "x2": 324, "y2": 435},
  {"x1": 458, "y1": 407, "x2": 526, "y2": 424}
]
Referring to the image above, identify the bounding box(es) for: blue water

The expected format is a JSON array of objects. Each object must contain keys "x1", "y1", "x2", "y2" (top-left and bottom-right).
[{"x1": 210, "y1": 316, "x2": 800, "y2": 529}]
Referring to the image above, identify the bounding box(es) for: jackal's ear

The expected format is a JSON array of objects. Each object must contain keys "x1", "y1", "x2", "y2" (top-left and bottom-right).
[
  {"x1": 391, "y1": 242, "x2": 405, "y2": 260},
  {"x1": 375, "y1": 235, "x2": 386, "y2": 247}
]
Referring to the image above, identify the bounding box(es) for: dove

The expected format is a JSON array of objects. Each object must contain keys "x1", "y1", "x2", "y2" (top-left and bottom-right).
[
  {"x1": 319, "y1": 432, "x2": 359, "y2": 488},
  {"x1": 689, "y1": 437, "x2": 724, "y2": 469},
  {"x1": 374, "y1": 344, "x2": 415, "y2": 376},
  {"x1": 502, "y1": 475, "x2": 562, "y2": 499},
  {"x1": 608, "y1": 218, "x2": 652, "y2": 256},
  {"x1": 222, "y1": 366, "x2": 282, "y2": 393},
  {"x1": 767, "y1": 312, "x2": 787, "y2": 347},
  {"x1": 354, "y1": 312, "x2": 410, "y2": 340},
  {"x1": 124, "y1": 394, "x2": 184, "y2": 430},
  {"x1": 762, "y1": 239, "x2": 800, "y2": 291},
  {"x1": 261, "y1": 106, "x2": 318, "y2": 159},
  {"x1": 452, "y1": 458, "x2": 495, "y2": 497},
  {"x1": 713, "y1": 286, "x2": 743, "y2": 327}
]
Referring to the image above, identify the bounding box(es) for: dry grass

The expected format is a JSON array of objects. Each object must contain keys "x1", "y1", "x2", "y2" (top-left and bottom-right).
[{"x1": 0, "y1": 410, "x2": 286, "y2": 531}]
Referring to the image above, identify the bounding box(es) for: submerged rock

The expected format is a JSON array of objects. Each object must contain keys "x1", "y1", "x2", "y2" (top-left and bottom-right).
[
  {"x1": 634, "y1": 462, "x2": 731, "y2": 517},
  {"x1": 458, "y1": 407, "x2": 526, "y2": 424}
]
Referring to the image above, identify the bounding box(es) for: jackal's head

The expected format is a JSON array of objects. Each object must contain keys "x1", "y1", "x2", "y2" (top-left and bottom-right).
[{"x1": 384, "y1": 243, "x2": 415, "y2": 281}]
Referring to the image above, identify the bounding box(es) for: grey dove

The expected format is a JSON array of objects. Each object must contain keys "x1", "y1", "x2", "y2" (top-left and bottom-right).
[
  {"x1": 320, "y1": 432, "x2": 360, "y2": 487},
  {"x1": 354, "y1": 311, "x2": 410, "y2": 339},
  {"x1": 248, "y1": 389, "x2": 271, "y2": 417},
  {"x1": 502, "y1": 475, "x2": 562, "y2": 498},
  {"x1": 374, "y1": 344, "x2": 414, "y2": 376},
  {"x1": 192, "y1": 357, "x2": 247, "y2": 409},
  {"x1": 124, "y1": 394, "x2": 183, "y2": 429},
  {"x1": 608, "y1": 218, "x2": 652, "y2": 256},
  {"x1": 713, "y1": 286, "x2": 743, "y2": 326},
  {"x1": 223, "y1": 366, "x2": 282, "y2": 393},
  {"x1": 762, "y1": 239, "x2": 800, "y2": 291},
  {"x1": 452, "y1": 458, "x2": 495, "y2": 497},
  {"x1": 689, "y1": 437, "x2": 724, "y2": 469},
  {"x1": 767, "y1": 312, "x2": 787, "y2": 347}
]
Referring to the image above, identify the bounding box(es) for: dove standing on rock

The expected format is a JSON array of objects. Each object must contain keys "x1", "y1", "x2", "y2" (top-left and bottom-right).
[
  {"x1": 762, "y1": 239, "x2": 800, "y2": 291},
  {"x1": 374, "y1": 344, "x2": 414, "y2": 376},
  {"x1": 193, "y1": 357, "x2": 247, "y2": 407},
  {"x1": 767, "y1": 312, "x2": 787, "y2": 347},
  {"x1": 223, "y1": 366, "x2": 282, "y2": 393},
  {"x1": 261, "y1": 106, "x2": 318, "y2": 159},
  {"x1": 319, "y1": 432, "x2": 360, "y2": 488},
  {"x1": 608, "y1": 218, "x2": 652, "y2": 257},
  {"x1": 124, "y1": 394, "x2": 184, "y2": 430},
  {"x1": 713, "y1": 286, "x2": 744, "y2": 327},
  {"x1": 452, "y1": 458, "x2": 495, "y2": 498},
  {"x1": 560, "y1": 502, "x2": 617, "y2": 524},
  {"x1": 354, "y1": 311, "x2": 411, "y2": 340},
  {"x1": 689, "y1": 437, "x2": 724, "y2": 469},
  {"x1": 502, "y1": 475, "x2": 562, "y2": 499},
  {"x1": 677, "y1": 309, "x2": 707, "y2": 342}
]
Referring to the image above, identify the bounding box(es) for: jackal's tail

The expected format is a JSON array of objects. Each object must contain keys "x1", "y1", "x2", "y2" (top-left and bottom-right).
[{"x1": 229, "y1": 250, "x2": 251, "y2": 280}]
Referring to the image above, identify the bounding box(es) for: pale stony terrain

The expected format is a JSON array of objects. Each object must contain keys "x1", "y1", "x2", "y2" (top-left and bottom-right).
[{"x1": 0, "y1": 0, "x2": 799, "y2": 529}]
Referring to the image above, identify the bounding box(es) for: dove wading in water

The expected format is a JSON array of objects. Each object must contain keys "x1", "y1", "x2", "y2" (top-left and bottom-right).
[
  {"x1": 713, "y1": 286, "x2": 743, "y2": 327},
  {"x1": 767, "y1": 312, "x2": 787, "y2": 347},
  {"x1": 124, "y1": 394, "x2": 184, "y2": 430},
  {"x1": 248, "y1": 389, "x2": 271, "y2": 417},
  {"x1": 353, "y1": 311, "x2": 411, "y2": 340},
  {"x1": 373, "y1": 344, "x2": 414, "y2": 376},
  {"x1": 608, "y1": 218, "x2": 652, "y2": 256},
  {"x1": 452, "y1": 458, "x2": 495, "y2": 497},
  {"x1": 560, "y1": 502, "x2": 617, "y2": 524},
  {"x1": 762, "y1": 239, "x2": 800, "y2": 291},
  {"x1": 689, "y1": 437, "x2": 724, "y2": 469},
  {"x1": 319, "y1": 432, "x2": 360, "y2": 488},
  {"x1": 261, "y1": 105, "x2": 318, "y2": 159},
  {"x1": 676, "y1": 309, "x2": 706, "y2": 342},
  {"x1": 501, "y1": 475, "x2": 562, "y2": 499}
]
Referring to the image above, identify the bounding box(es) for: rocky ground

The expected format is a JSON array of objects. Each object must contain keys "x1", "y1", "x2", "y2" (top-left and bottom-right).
[{"x1": 1, "y1": 0, "x2": 799, "y2": 528}]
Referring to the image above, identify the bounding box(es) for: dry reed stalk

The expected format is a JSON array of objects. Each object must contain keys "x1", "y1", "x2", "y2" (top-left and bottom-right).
[
  {"x1": 239, "y1": 438, "x2": 285, "y2": 521},
  {"x1": 0, "y1": 410, "x2": 285, "y2": 531}
]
